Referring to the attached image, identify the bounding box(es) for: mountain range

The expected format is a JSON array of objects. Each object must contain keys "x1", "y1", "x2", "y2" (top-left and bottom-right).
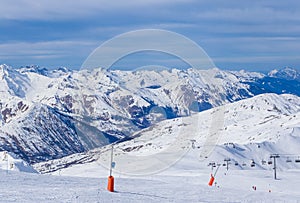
[{"x1": 0, "y1": 64, "x2": 299, "y2": 166}]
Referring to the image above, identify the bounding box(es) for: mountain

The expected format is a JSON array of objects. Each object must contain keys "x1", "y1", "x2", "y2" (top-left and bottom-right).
[
  {"x1": 268, "y1": 67, "x2": 300, "y2": 82},
  {"x1": 0, "y1": 64, "x2": 31, "y2": 98},
  {"x1": 0, "y1": 64, "x2": 300, "y2": 164},
  {"x1": 230, "y1": 67, "x2": 300, "y2": 96},
  {"x1": 33, "y1": 93, "x2": 300, "y2": 175}
]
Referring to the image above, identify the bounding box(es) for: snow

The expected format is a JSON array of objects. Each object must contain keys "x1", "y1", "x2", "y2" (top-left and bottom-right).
[
  {"x1": 230, "y1": 69, "x2": 265, "y2": 82},
  {"x1": 1, "y1": 166, "x2": 300, "y2": 202},
  {"x1": 1, "y1": 64, "x2": 300, "y2": 164},
  {"x1": 268, "y1": 67, "x2": 300, "y2": 81},
  {"x1": 1, "y1": 65, "x2": 300, "y2": 201},
  {"x1": 0, "y1": 151, "x2": 36, "y2": 173},
  {"x1": 33, "y1": 93, "x2": 300, "y2": 175},
  {"x1": 19, "y1": 92, "x2": 299, "y2": 202}
]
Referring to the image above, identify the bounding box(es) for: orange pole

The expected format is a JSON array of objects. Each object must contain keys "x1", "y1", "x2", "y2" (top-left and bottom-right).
[
  {"x1": 107, "y1": 176, "x2": 114, "y2": 192},
  {"x1": 208, "y1": 174, "x2": 215, "y2": 186}
]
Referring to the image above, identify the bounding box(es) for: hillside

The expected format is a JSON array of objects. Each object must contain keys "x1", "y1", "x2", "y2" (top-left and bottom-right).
[{"x1": 34, "y1": 93, "x2": 300, "y2": 176}]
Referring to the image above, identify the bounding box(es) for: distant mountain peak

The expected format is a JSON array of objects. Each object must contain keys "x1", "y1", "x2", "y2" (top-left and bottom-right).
[
  {"x1": 268, "y1": 67, "x2": 300, "y2": 81},
  {"x1": 0, "y1": 64, "x2": 11, "y2": 69},
  {"x1": 0, "y1": 64, "x2": 10, "y2": 77},
  {"x1": 19, "y1": 65, "x2": 49, "y2": 77}
]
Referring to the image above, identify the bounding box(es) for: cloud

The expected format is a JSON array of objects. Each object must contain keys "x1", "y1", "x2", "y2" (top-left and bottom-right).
[
  {"x1": 213, "y1": 55, "x2": 300, "y2": 72},
  {"x1": 203, "y1": 36, "x2": 300, "y2": 50},
  {"x1": 214, "y1": 55, "x2": 300, "y2": 63},
  {"x1": 196, "y1": 7, "x2": 300, "y2": 23},
  {"x1": 0, "y1": 40, "x2": 94, "y2": 56},
  {"x1": 0, "y1": 40, "x2": 97, "y2": 68},
  {"x1": 0, "y1": 0, "x2": 191, "y2": 20},
  {"x1": 81, "y1": 29, "x2": 215, "y2": 70},
  {"x1": 1, "y1": 0, "x2": 300, "y2": 70}
]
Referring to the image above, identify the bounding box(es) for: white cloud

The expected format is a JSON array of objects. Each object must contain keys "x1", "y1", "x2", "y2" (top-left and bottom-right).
[
  {"x1": 196, "y1": 7, "x2": 300, "y2": 23},
  {"x1": 0, "y1": 40, "x2": 96, "y2": 59},
  {"x1": 0, "y1": 0, "x2": 191, "y2": 20},
  {"x1": 1, "y1": 0, "x2": 299, "y2": 70},
  {"x1": 204, "y1": 36, "x2": 300, "y2": 53},
  {"x1": 214, "y1": 55, "x2": 300, "y2": 63}
]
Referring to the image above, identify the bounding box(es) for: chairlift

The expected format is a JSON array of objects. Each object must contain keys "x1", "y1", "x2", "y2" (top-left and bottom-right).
[
  {"x1": 295, "y1": 157, "x2": 300, "y2": 163},
  {"x1": 234, "y1": 162, "x2": 239, "y2": 166},
  {"x1": 223, "y1": 163, "x2": 226, "y2": 166},
  {"x1": 242, "y1": 163, "x2": 246, "y2": 167},
  {"x1": 268, "y1": 160, "x2": 273, "y2": 165},
  {"x1": 208, "y1": 162, "x2": 216, "y2": 167},
  {"x1": 286, "y1": 157, "x2": 292, "y2": 163},
  {"x1": 250, "y1": 160, "x2": 255, "y2": 167},
  {"x1": 261, "y1": 160, "x2": 266, "y2": 165},
  {"x1": 190, "y1": 139, "x2": 196, "y2": 149},
  {"x1": 208, "y1": 162, "x2": 217, "y2": 172}
]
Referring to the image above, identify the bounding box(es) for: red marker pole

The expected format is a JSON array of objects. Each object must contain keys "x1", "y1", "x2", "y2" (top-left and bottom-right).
[
  {"x1": 107, "y1": 176, "x2": 114, "y2": 192},
  {"x1": 208, "y1": 164, "x2": 219, "y2": 186},
  {"x1": 107, "y1": 145, "x2": 114, "y2": 192},
  {"x1": 208, "y1": 174, "x2": 215, "y2": 186}
]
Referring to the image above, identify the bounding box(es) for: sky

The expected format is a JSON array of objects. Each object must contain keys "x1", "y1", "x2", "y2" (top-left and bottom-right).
[{"x1": 0, "y1": 0, "x2": 300, "y2": 72}]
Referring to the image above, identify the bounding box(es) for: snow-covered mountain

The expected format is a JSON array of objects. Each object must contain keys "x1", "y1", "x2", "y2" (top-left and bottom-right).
[
  {"x1": 33, "y1": 93, "x2": 300, "y2": 175},
  {"x1": 269, "y1": 67, "x2": 300, "y2": 82},
  {"x1": 0, "y1": 64, "x2": 299, "y2": 165}
]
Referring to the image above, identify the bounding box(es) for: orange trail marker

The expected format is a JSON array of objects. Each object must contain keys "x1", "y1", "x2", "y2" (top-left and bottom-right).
[
  {"x1": 208, "y1": 174, "x2": 215, "y2": 186},
  {"x1": 107, "y1": 176, "x2": 114, "y2": 192}
]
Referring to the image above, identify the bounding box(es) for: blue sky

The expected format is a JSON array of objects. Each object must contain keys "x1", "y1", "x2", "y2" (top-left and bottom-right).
[{"x1": 0, "y1": 0, "x2": 300, "y2": 72}]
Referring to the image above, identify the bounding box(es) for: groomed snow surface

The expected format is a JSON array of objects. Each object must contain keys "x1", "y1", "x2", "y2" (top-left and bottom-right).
[
  {"x1": 2, "y1": 144, "x2": 300, "y2": 202},
  {"x1": 1, "y1": 167, "x2": 300, "y2": 202}
]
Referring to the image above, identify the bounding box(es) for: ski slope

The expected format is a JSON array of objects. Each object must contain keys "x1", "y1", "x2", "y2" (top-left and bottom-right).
[{"x1": 0, "y1": 168, "x2": 300, "y2": 202}]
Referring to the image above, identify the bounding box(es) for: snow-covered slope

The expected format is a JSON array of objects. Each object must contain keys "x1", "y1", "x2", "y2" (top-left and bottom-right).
[
  {"x1": 33, "y1": 93, "x2": 300, "y2": 176},
  {"x1": 0, "y1": 64, "x2": 31, "y2": 98},
  {"x1": 1, "y1": 169, "x2": 300, "y2": 202},
  {"x1": 0, "y1": 151, "x2": 36, "y2": 173}
]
